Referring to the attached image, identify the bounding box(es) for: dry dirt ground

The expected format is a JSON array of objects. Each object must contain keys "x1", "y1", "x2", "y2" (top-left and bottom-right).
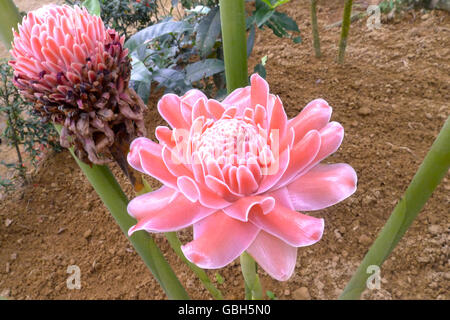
[{"x1": 0, "y1": 0, "x2": 449, "y2": 300}]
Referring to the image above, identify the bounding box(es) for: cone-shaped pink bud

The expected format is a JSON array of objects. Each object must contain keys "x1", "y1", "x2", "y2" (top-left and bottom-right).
[{"x1": 9, "y1": 4, "x2": 147, "y2": 164}]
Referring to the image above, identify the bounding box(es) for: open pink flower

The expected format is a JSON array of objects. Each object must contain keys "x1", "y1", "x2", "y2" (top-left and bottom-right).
[{"x1": 127, "y1": 74, "x2": 357, "y2": 281}]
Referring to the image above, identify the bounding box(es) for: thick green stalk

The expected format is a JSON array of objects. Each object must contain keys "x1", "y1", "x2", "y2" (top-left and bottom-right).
[
  {"x1": 138, "y1": 180, "x2": 223, "y2": 299},
  {"x1": 54, "y1": 125, "x2": 189, "y2": 300},
  {"x1": 340, "y1": 117, "x2": 450, "y2": 299},
  {"x1": 337, "y1": 0, "x2": 353, "y2": 63},
  {"x1": 219, "y1": 0, "x2": 248, "y2": 92},
  {"x1": 311, "y1": 0, "x2": 321, "y2": 58},
  {"x1": 0, "y1": 0, "x2": 21, "y2": 49},
  {"x1": 240, "y1": 252, "x2": 263, "y2": 300}
]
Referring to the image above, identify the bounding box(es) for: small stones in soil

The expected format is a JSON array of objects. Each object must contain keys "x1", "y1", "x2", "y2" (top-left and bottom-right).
[
  {"x1": 0, "y1": 289, "x2": 11, "y2": 297},
  {"x1": 4, "y1": 218, "x2": 12, "y2": 227},
  {"x1": 358, "y1": 234, "x2": 372, "y2": 245},
  {"x1": 292, "y1": 287, "x2": 311, "y2": 300},
  {"x1": 428, "y1": 225, "x2": 441, "y2": 235},
  {"x1": 83, "y1": 229, "x2": 92, "y2": 239},
  {"x1": 357, "y1": 106, "x2": 371, "y2": 116}
]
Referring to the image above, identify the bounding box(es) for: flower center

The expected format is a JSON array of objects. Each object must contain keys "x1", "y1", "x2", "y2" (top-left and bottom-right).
[{"x1": 193, "y1": 118, "x2": 267, "y2": 167}]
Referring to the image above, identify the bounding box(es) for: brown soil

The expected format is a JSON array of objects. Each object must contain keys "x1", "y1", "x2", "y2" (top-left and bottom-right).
[{"x1": 0, "y1": 0, "x2": 449, "y2": 300}]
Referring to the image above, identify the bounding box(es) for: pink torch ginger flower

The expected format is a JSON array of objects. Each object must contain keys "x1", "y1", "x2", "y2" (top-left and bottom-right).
[
  {"x1": 9, "y1": 5, "x2": 146, "y2": 165},
  {"x1": 127, "y1": 74, "x2": 357, "y2": 281}
]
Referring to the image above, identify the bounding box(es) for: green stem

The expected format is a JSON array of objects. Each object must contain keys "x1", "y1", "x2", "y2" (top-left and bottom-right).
[
  {"x1": 0, "y1": 0, "x2": 21, "y2": 49},
  {"x1": 337, "y1": 0, "x2": 353, "y2": 64},
  {"x1": 165, "y1": 232, "x2": 224, "y2": 300},
  {"x1": 219, "y1": 0, "x2": 248, "y2": 92},
  {"x1": 311, "y1": 0, "x2": 321, "y2": 58},
  {"x1": 54, "y1": 125, "x2": 189, "y2": 300},
  {"x1": 340, "y1": 117, "x2": 450, "y2": 300},
  {"x1": 138, "y1": 180, "x2": 224, "y2": 300},
  {"x1": 240, "y1": 252, "x2": 263, "y2": 300}
]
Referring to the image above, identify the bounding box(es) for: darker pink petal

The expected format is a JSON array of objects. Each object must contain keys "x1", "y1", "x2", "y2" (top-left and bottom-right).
[
  {"x1": 250, "y1": 73, "x2": 269, "y2": 109},
  {"x1": 128, "y1": 187, "x2": 215, "y2": 234},
  {"x1": 247, "y1": 231, "x2": 297, "y2": 281},
  {"x1": 157, "y1": 94, "x2": 190, "y2": 129},
  {"x1": 276, "y1": 130, "x2": 321, "y2": 188},
  {"x1": 289, "y1": 98, "x2": 332, "y2": 145},
  {"x1": 249, "y1": 204, "x2": 324, "y2": 247},
  {"x1": 223, "y1": 195, "x2": 275, "y2": 222},
  {"x1": 222, "y1": 86, "x2": 251, "y2": 113},
  {"x1": 182, "y1": 212, "x2": 260, "y2": 268},
  {"x1": 287, "y1": 163, "x2": 357, "y2": 211},
  {"x1": 128, "y1": 137, "x2": 178, "y2": 189}
]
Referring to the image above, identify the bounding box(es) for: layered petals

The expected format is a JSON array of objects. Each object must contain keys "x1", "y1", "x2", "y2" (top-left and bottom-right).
[
  {"x1": 249, "y1": 204, "x2": 324, "y2": 247},
  {"x1": 287, "y1": 163, "x2": 357, "y2": 211},
  {"x1": 182, "y1": 212, "x2": 260, "y2": 269},
  {"x1": 247, "y1": 231, "x2": 297, "y2": 281},
  {"x1": 128, "y1": 187, "x2": 215, "y2": 233},
  {"x1": 127, "y1": 73, "x2": 357, "y2": 281}
]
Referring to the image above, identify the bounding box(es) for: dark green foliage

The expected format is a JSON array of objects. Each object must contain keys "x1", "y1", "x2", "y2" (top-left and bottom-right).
[
  {"x1": 66, "y1": 0, "x2": 159, "y2": 39},
  {"x1": 0, "y1": 61, "x2": 60, "y2": 190},
  {"x1": 128, "y1": 0, "x2": 301, "y2": 101}
]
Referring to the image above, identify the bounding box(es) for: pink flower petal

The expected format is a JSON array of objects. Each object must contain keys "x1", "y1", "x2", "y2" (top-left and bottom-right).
[
  {"x1": 250, "y1": 73, "x2": 269, "y2": 109},
  {"x1": 157, "y1": 94, "x2": 190, "y2": 129},
  {"x1": 128, "y1": 137, "x2": 178, "y2": 189},
  {"x1": 182, "y1": 211, "x2": 260, "y2": 268},
  {"x1": 223, "y1": 195, "x2": 275, "y2": 222},
  {"x1": 308, "y1": 121, "x2": 344, "y2": 168},
  {"x1": 249, "y1": 203, "x2": 324, "y2": 247},
  {"x1": 257, "y1": 147, "x2": 290, "y2": 193},
  {"x1": 128, "y1": 187, "x2": 215, "y2": 234},
  {"x1": 155, "y1": 126, "x2": 175, "y2": 148},
  {"x1": 222, "y1": 86, "x2": 251, "y2": 113},
  {"x1": 289, "y1": 98, "x2": 332, "y2": 145},
  {"x1": 237, "y1": 165, "x2": 259, "y2": 195},
  {"x1": 192, "y1": 98, "x2": 211, "y2": 122},
  {"x1": 275, "y1": 130, "x2": 321, "y2": 188},
  {"x1": 267, "y1": 187, "x2": 294, "y2": 210},
  {"x1": 246, "y1": 231, "x2": 297, "y2": 281},
  {"x1": 269, "y1": 96, "x2": 288, "y2": 136},
  {"x1": 287, "y1": 163, "x2": 357, "y2": 211},
  {"x1": 206, "y1": 99, "x2": 225, "y2": 120}
]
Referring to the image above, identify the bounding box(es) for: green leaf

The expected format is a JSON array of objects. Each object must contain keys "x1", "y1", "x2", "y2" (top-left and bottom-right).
[
  {"x1": 254, "y1": 6, "x2": 274, "y2": 28},
  {"x1": 247, "y1": 23, "x2": 256, "y2": 58},
  {"x1": 125, "y1": 21, "x2": 193, "y2": 52},
  {"x1": 82, "y1": 0, "x2": 101, "y2": 16},
  {"x1": 270, "y1": 11, "x2": 300, "y2": 32},
  {"x1": 253, "y1": 63, "x2": 266, "y2": 79},
  {"x1": 215, "y1": 273, "x2": 224, "y2": 284},
  {"x1": 293, "y1": 36, "x2": 302, "y2": 43},
  {"x1": 261, "y1": 0, "x2": 290, "y2": 9},
  {"x1": 261, "y1": 55, "x2": 268, "y2": 66},
  {"x1": 130, "y1": 56, "x2": 152, "y2": 84},
  {"x1": 135, "y1": 81, "x2": 150, "y2": 104},
  {"x1": 185, "y1": 59, "x2": 224, "y2": 83},
  {"x1": 195, "y1": 7, "x2": 221, "y2": 58},
  {"x1": 266, "y1": 290, "x2": 277, "y2": 300}
]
